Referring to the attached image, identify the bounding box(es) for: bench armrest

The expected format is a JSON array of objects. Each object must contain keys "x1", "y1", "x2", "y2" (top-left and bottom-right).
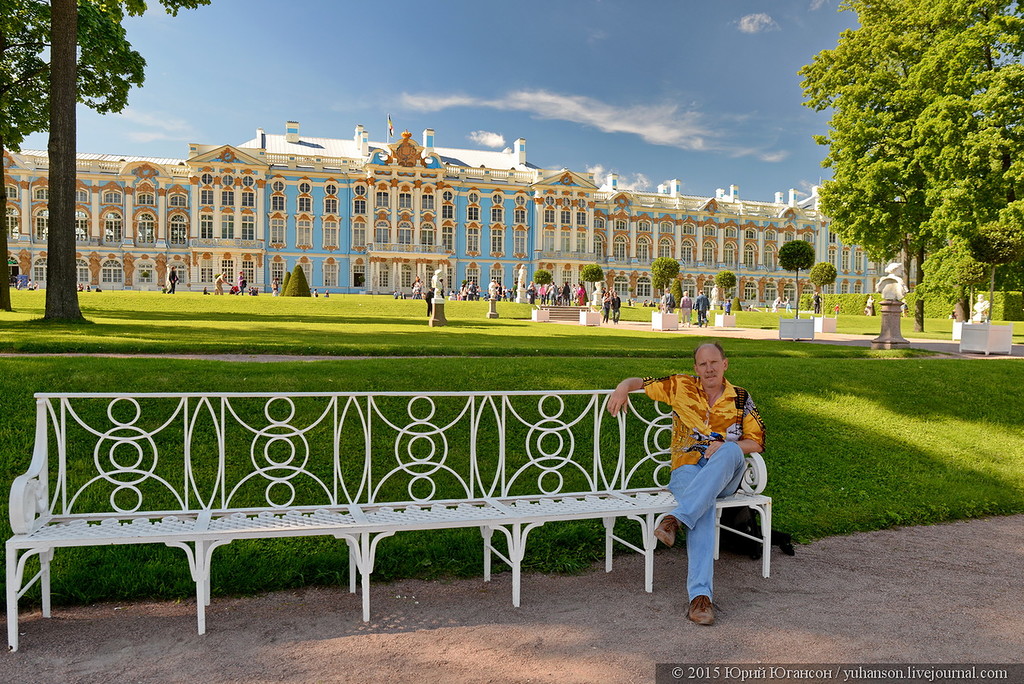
[
  {"x1": 10, "y1": 474, "x2": 47, "y2": 535},
  {"x1": 739, "y1": 452, "x2": 767, "y2": 495}
]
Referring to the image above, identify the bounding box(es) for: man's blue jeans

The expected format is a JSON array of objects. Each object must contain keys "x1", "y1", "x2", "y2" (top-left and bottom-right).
[{"x1": 666, "y1": 441, "x2": 746, "y2": 601}]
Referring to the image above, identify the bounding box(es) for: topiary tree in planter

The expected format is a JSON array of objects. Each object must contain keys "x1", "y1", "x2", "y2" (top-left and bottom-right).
[
  {"x1": 670, "y1": 277, "x2": 683, "y2": 309},
  {"x1": 281, "y1": 264, "x2": 311, "y2": 297},
  {"x1": 969, "y1": 222, "x2": 1024, "y2": 322},
  {"x1": 779, "y1": 239, "x2": 815, "y2": 318},
  {"x1": 533, "y1": 269, "x2": 552, "y2": 286}
]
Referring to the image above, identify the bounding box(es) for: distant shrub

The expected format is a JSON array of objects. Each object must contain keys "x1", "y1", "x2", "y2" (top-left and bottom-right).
[{"x1": 281, "y1": 265, "x2": 311, "y2": 297}]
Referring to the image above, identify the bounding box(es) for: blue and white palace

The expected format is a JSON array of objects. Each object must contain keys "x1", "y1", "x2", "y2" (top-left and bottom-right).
[{"x1": 4, "y1": 121, "x2": 878, "y2": 301}]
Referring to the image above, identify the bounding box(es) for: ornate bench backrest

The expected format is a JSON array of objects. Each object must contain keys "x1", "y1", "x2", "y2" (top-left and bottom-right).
[{"x1": 11, "y1": 390, "x2": 683, "y2": 532}]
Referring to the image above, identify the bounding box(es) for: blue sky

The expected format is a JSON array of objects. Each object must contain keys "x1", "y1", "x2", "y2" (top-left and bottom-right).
[{"x1": 23, "y1": 0, "x2": 856, "y2": 202}]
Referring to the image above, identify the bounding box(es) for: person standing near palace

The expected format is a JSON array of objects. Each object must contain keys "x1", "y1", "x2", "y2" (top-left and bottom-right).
[
  {"x1": 680, "y1": 292, "x2": 693, "y2": 327},
  {"x1": 694, "y1": 290, "x2": 710, "y2": 327},
  {"x1": 606, "y1": 342, "x2": 766, "y2": 626},
  {"x1": 168, "y1": 266, "x2": 179, "y2": 294}
]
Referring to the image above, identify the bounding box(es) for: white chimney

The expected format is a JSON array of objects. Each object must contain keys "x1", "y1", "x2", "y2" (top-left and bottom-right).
[
  {"x1": 514, "y1": 138, "x2": 527, "y2": 165},
  {"x1": 729, "y1": 184, "x2": 739, "y2": 202},
  {"x1": 285, "y1": 120, "x2": 300, "y2": 144},
  {"x1": 657, "y1": 183, "x2": 667, "y2": 195},
  {"x1": 609, "y1": 173, "x2": 619, "y2": 190},
  {"x1": 423, "y1": 128, "x2": 435, "y2": 151},
  {"x1": 670, "y1": 179, "x2": 681, "y2": 197},
  {"x1": 715, "y1": 188, "x2": 725, "y2": 200},
  {"x1": 788, "y1": 188, "x2": 798, "y2": 207},
  {"x1": 256, "y1": 128, "x2": 266, "y2": 148},
  {"x1": 775, "y1": 191, "x2": 785, "y2": 204}
]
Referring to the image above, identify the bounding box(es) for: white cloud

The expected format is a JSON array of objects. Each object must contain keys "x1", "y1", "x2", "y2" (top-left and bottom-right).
[
  {"x1": 809, "y1": 0, "x2": 828, "y2": 10},
  {"x1": 402, "y1": 89, "x2": 715, "y2": 153},
  {"x1": 467, "y1": 130, "x2": 506, "y2": 148},
  {"x1": 736, "y1": 13, "x2": 779, "y2": 34},
  {"x1": 585, "y1": 164, "x2": 652, "y2": 192},
  {"x1": 116, "y1": 108, "x2": 194, "y2": 144},
  {"x1": 758, "y1": 150, "x2": 790, "y2": 163}
]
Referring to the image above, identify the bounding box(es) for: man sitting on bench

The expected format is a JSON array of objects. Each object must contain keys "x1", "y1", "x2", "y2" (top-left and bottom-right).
[{"x1": 606, "y1": 342, "x2": 766, "y2": 626}]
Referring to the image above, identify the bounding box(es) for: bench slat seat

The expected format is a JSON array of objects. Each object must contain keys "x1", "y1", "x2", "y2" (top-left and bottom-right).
[{"x1": 7, "y1": 390, "x2": 774, "y2": 651}]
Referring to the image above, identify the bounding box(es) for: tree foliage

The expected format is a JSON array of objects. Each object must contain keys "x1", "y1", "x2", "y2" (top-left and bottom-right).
[
  {"x1": 918, "y1": 239, "x2": 987, "y2": 319},
  {"x1": 808, "y1": 262, "x2": 838, "y2": 292},
  {"x1": 779, "y1": 240, "x2": 815, "y2": 319},
  {"x1": 714, "y1": 270, "x2": 736, "y2": 294},
  {"x1": 532, "y1": 269, "x2": 552, "y2": 286},
  {"x1": 969, "y1": 222, "x2": 1024, "y2": 311},
  {"x1": 799, "y1": 0, "x2": 1024, "y2": 332},
  {"x1": 580, "y1": 264, "x2": 604, "y2": 283},
  {"x1": 650, "y1": 257, "x2": 679, "y2": 292}
]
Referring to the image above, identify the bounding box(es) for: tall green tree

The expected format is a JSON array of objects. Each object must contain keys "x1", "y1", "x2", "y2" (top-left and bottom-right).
[
  {"x1": 714, "y1": 270, "x2": 736, "y2": 297},
  {"x1": 800, "y1": 0, "x2": 941, "y2": 332},
  {"x1": 649, "y1": 257, "x2": 679, "y2": 294},
  {"x1": 779, "y1": 240, "x2": 814, "y2": 319},
  {"x1": 41, "y1": 0, "x2": 207, "y2": 320},
  {"x1": 918, "y1": 239, "x2": 987, "y2": 320}
]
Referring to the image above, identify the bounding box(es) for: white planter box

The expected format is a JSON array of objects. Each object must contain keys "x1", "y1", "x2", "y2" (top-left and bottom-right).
[
  {"x1": 652, "y1": 312, "x2": 678, "y2": 331},
  {"x1": 779, "y1": 318, "x2": 815, "y2": 341},
  {"x1": 813, "y1": 316, "x2": 837, "y2": 333},
  {"x1": 531, "y1": 309, "x2": 550, "y2": 322},
  {"x1": 714, "y1": 314, "x2": 736, "y2": 328},
  {"x1": 952, "y1": 320, "x2": 963, "y2": 341},
  {"x1": 580, "y1": 310, "x2": 602, "y2": 326},
  {"x1": 959, "y1": 323, "x2": 1013, "y2": 355}
]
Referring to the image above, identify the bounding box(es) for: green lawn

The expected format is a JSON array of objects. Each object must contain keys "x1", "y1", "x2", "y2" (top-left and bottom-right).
[
  {"x1": 2, "y1": 289, "x2": 1002, "y2": 356},
  {"x1": 1, "y1": 292, "x2": 1022, "y2": 607}
]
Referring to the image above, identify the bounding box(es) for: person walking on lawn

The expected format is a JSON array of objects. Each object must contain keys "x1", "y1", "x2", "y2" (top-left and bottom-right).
[{"x1": 606, "y1": 342, "x2": 766, "y2": 626}]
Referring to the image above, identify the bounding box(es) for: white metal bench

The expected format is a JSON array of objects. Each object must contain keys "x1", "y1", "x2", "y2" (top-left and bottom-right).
[{"x1": 6, "y1": 390, "x2": 771, "y2": 651}]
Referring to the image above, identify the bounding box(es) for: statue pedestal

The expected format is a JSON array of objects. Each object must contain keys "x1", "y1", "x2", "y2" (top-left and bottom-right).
[
  {"x1": 487, "y1": 298, "x2": 499, "y2": 319},
  {"x1": 870, "y1": 300, "x2": 909, "y2": 349},
  {"x1": 429, "y1": 299, "x2": 447, "y2": 327},
  {"x1": 516, "y1": 287, "x2": 527, "y2": 304}
]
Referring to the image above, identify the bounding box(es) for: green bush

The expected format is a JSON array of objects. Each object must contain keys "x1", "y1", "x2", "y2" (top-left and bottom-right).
[
  {"x1": 281, "y1": 265, "x2": 311, "y2": 297},
  {"x1": 798, "y1": 290, "x2": 1024, "y2": 320},
  {"x1": 800, "y1": 292, "x2": 876, "y2": 315}
]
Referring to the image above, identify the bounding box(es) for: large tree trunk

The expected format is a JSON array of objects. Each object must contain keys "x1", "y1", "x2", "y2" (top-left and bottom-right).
[
  {"x1": 914, "y1": 243, "x2": 925, "y2": 332},
  {"x1": 44, "y1": 0, "x2": 83, "y2": 321},
  {"x1": 0, "y1": 135, "x2": 11, "y2": 312}
]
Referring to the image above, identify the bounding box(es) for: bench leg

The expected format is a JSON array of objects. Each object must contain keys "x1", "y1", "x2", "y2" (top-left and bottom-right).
[
  {"x1": 480, "y1": 527, "x2": 494, "y2": 582},
  {"x1": 487, "y1": 522, "x2": 543, "y2": 608},
  {"x1": 345, "y1": 531, "x2": 395, "y2": 622},
  {"x1": 345, "y1": 538, "x2": 357, "y2": 594},
  {"x1": 602, "y1": 517, "x2": 615, "y2": 572},
  {"x1": 40, "y1": 549, "x2": 53, "y2": 618},
  {"x1": 760, "y1": 502, "x2": 772, "y2": 578},
  {"x1": 7, "y1": 548, "x2": 18, "y2": 652},
  {"x1": 6, "y1": 545, "x2": 53, "y2": 652}
]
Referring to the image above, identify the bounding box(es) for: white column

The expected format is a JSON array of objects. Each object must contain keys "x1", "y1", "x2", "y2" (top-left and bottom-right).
[
  {"x1": 21, "y1": 184, "x2": 32, "y2": 237},
  {"x1": 190, "y1": 183, "x2": 200, "y2": 238},
  {"x1": 629, "y1": 215, "x2": 637, "y2": 258},
  {"x1": 124, "y1": 189, "x2": 134, "y2": 241},
  {"x1": 90, "y1": 187, "x2": 100, "y2": 238},
  {"x1": 256, "y1": 183, "x2": 266, "y2": 240},
  {"x1": 157, "y1": 188, "x2": 167, "y2": 242}
]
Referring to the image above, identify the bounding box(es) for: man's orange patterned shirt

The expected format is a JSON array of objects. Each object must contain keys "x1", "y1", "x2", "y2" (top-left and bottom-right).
[{"x1": 642, "y1": 374, "x2": 766, "y2": 469}]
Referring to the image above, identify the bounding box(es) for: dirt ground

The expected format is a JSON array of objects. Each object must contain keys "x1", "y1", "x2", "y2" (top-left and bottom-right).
[{"x1": 2, "y1": 514, "x2": 1022, "y2": 683}]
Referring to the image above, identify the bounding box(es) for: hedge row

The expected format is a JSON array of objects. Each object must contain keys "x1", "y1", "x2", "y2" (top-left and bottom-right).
[{"x1": 799, "y1": 291, "x2": 1024, "y2": 320}]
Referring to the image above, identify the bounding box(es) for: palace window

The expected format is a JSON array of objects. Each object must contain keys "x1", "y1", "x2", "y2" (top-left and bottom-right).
[
  {"x1": 75, "y1": 188, "x2": 89, "y2": 203},
  {"x1": 375, "y1": 190, "x2": 390, "y2": 208},
  {"x1": 298, "y1": 182, "x2": 311, "y2": 194},
  {"x1": 515, "y1": 195, "x2": 527, "y2": 206},
  {"x1": 170, "y1": 215, "x2": 187, "y2": 245},
  {"x1": 514, "y1": 208, "x2": 526, "y2": 224},
  {"x1": 744, "y1": 281, "x2": 757, "y2": 301},
  {"x1": 300, "y1": 261, "x2": 312, "y2": 285},
  {"x1": 594, "y1": 234, "x2": 605, "y2": 257},
  {"x1": 77, "y1": 259, "x2": 90, "y2": 284},
  {"x1": 200, "y1": 214, "x2": 214, "y2": 240},
  {"x1": 490, "y1": 228, "x2": 504, "y2": 254},
  {"x1": 223, "y1": 176, "x2": 234, "y2": 187},
  {"x1": 491, "y1": 206, "x2": 503, "y2": 224},
  {"x1": 353, "y1": 198, "x2": 366, "y2": 215},
  {"x1": 703, "y1": 225, "x2": 716, "y2": 236},
  {"x1": 324, "y1": 197, "x2": 338, "y2": 214},
  {"x1": 397, "y1": 222, "x2": 413, "y2": 245},
  {"x1": 324, "y1": 262, "x2": 338, "y2": 288},
  {"x1": 7, "y1": 208, "x2": 20, "y2": 237},
  {"x1": 270, "y1": 261, "x2": 285, "y2": 285},
  {"x1": 7, "y1": 184, "x2": 19, "y2": 199},
  {"x1": 543, "y1": 229, "x2": 555, "y2": 251},
  {"x1": 169, "y1": 194, "x2": 187, "y2": 207},
  {"x1": 614, "y1": 219, "x2": 627, "y2": 231},
  {"x1": 75, "y1": 211, "x2": 88, "y2": 241},
  {"x1": 399, "y1": 192, "x2": 412, "y2": 209},
  {"x1": 136, "y1": 192, "x2": 155, "y2": 205},
  {"x1": 102, "y1": 191, "x2": 122, "y2": 204},
  {"x1": 421, "y1": 193, "x2": 434, "y2": 211},
  {"x1": 270, "y1": 218, "x2": 285, "y2": 244},
  {"x1": 442, "y1": 225, "x2": 454, "y2": 250},
  {"x1": 561, "y1": 209, "x2": 571, "y2": 225},
  {"x1": 469, "y1": 192, "x2": 479, "y2": 204},
  {"x1": 637, "y1": 237, "x2": 651, "y2": 261},
  {"x1": 442, "y1": 204, "x2": 453, "y2": 220},
  {"x1": 491, "y1": 265, "x2": 504, "y2": 284},
  {"x1": 33, "y1": 257, "x2": 46, "y2": 283},
  {"x1": 374, "y1": 221, "x2": 389, "y2": 243},
  {"x1": 764, "y1": 246, "x2": 777, "y2": 269},
  {"x1": 241, "y1": 214, "x2": 255, "y2": 241},
  {"x1": 242, "y1": 176, "x2": 255, "y2": 188},
  {"x1": 638, "y1": 220, "x2": 651, "y2": 233},
  {"x1": 744, "y1": 244, "x2": 757, "y2": 268},
  {"x1": 270, "y1": 195, "x2": 285, "y2": 211},
  {"x1": 201, "y1": 190, "x2": 215, "y2": 205},
  {"x1": 681, "y1": 223, "x2": 695, "y2": 235},
  {"x1": 35, "y1": 188, "x2": 49, "y2": 200},
  {"x1": 681, "y1": 241, "x2": 694, "y2": 264},
  {"x1": 614, "y1": 275, "x2": 628, "y2": 296},
  {"x1": 325, "y1": 183, "x2": 337, "y2": 196},
  {"x1": 595, "y1": 218, "x2": 605, "y2": 230},
  {"x1": 355, "y1": 185, "x2": 366, "y2": 197},
  {"x1": 352, "y1": 222, "x2": 366, "y2": 248},
  {"x1": 576, "y1": 230, "x2": 587, "y2": 253},
  {"x1": 613, "y1": 235, "x2": 627, "y2": 260},
  {"x1": 200, "y1": 258, "x2": 214, "y2": 283},
  {"x1": 297, "y1": 196, "x2": 312, "y2": 213},
  {"x1": 137, "y1": 213, "x2": 156, "y2": 244},
  {"x1": 561, "y1": 230, "x2": 571, "y2": 252},
  {"x1": 765, "y1": 229, "x2": 777, "y2": 241},
  {"x1": 841, "y1": 249, "x2": 850, "y2": 271},
  {"x1": 702, "y1": 241, "x2": 716, "y2": 264},
  {"x1": 202, "y1": 173, "x2": 214, "y2": 185},
  {"x1": 543, "y1": 208, "x2": 555, "y2": 223},
  {"x1": 465, "y1": 267, "x2": 479, "y2": 286},
  {"x1": 323, "y1": 220, "x2": 338, "y2": 248},
  {"x1": 241, "y1": 191, "x2": 255, "y2": 208},
  {"x1": 221, "y1": 214, "x2": 235, "y2": 239},
  {"x1": 467, "y1": 206, "x2": 480, "y2": 222},
  {"x1": 725, "y1": 227, "x2": 737, "y2": 238},
  {"x1": 352, "y1": 263, "x2": 365, "y2": 288},
  {"x1": 514, "y1": 230, "x2": 526, "y2": 255},
  {"x1": 467, "y1": 227, "x2": 480, "y2": 253},
  {"x1": 660, "y1": 221, "x2": 673, "y2": 233},
  {"x1": 104, "y1": 212, "x2": 122, "y2": 243},
  {"x1": 659, "y1": 237, "x2": 672, "y2": 258},
  {"x1": 101, "y1": 259, "x2": 122, "y2": 284},
  {"x1": 271, "y1": 181, "x2": 284, "y2": 193},
  {"x1": 221, "y1": 259, "x2": 234, "y2": 278},
  {"x1": 242, "y1": 259, "x2": 255, "y2": 286},
  {"x1": 745, "y1": 228, "x2": 757, "y2": 240},
  {"x1": 636, "y1": 275, "x2": 652, "y2": 298},
  {"x1": 723, "y1": 243, "x2": 736, "y2": 266},
  {"x1": 421, "y1": 223, "x2": 435, "y2": 246}
]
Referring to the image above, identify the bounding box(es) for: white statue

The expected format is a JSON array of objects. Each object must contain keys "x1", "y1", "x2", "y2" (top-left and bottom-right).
[
  {"x1": 517, "y1": 265, "x2": 526, "y2": 289},
  {"x1": 877, "y1": 262, "x2": 908, "y2": 301},
  {"x1": 710, "y1": 285, "x2": 720, "y2": 309},
  {"x1": 971, "y1": 294, "x2": 990, "y2": 323},
  {"x1": 431, "y1": 268, "x2": 444, "y2": 294},
  {"x1": 592, "y1": 280, "x2": 605, "y2": 307}
]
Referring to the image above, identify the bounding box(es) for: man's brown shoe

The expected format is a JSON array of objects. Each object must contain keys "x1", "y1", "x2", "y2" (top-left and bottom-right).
[
  {"x1": 688, "y1": 595, "x2": 715, "y2": 626},
  {"x1": 654, "y1": 515, "x2": 680, "y2": 547}
]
